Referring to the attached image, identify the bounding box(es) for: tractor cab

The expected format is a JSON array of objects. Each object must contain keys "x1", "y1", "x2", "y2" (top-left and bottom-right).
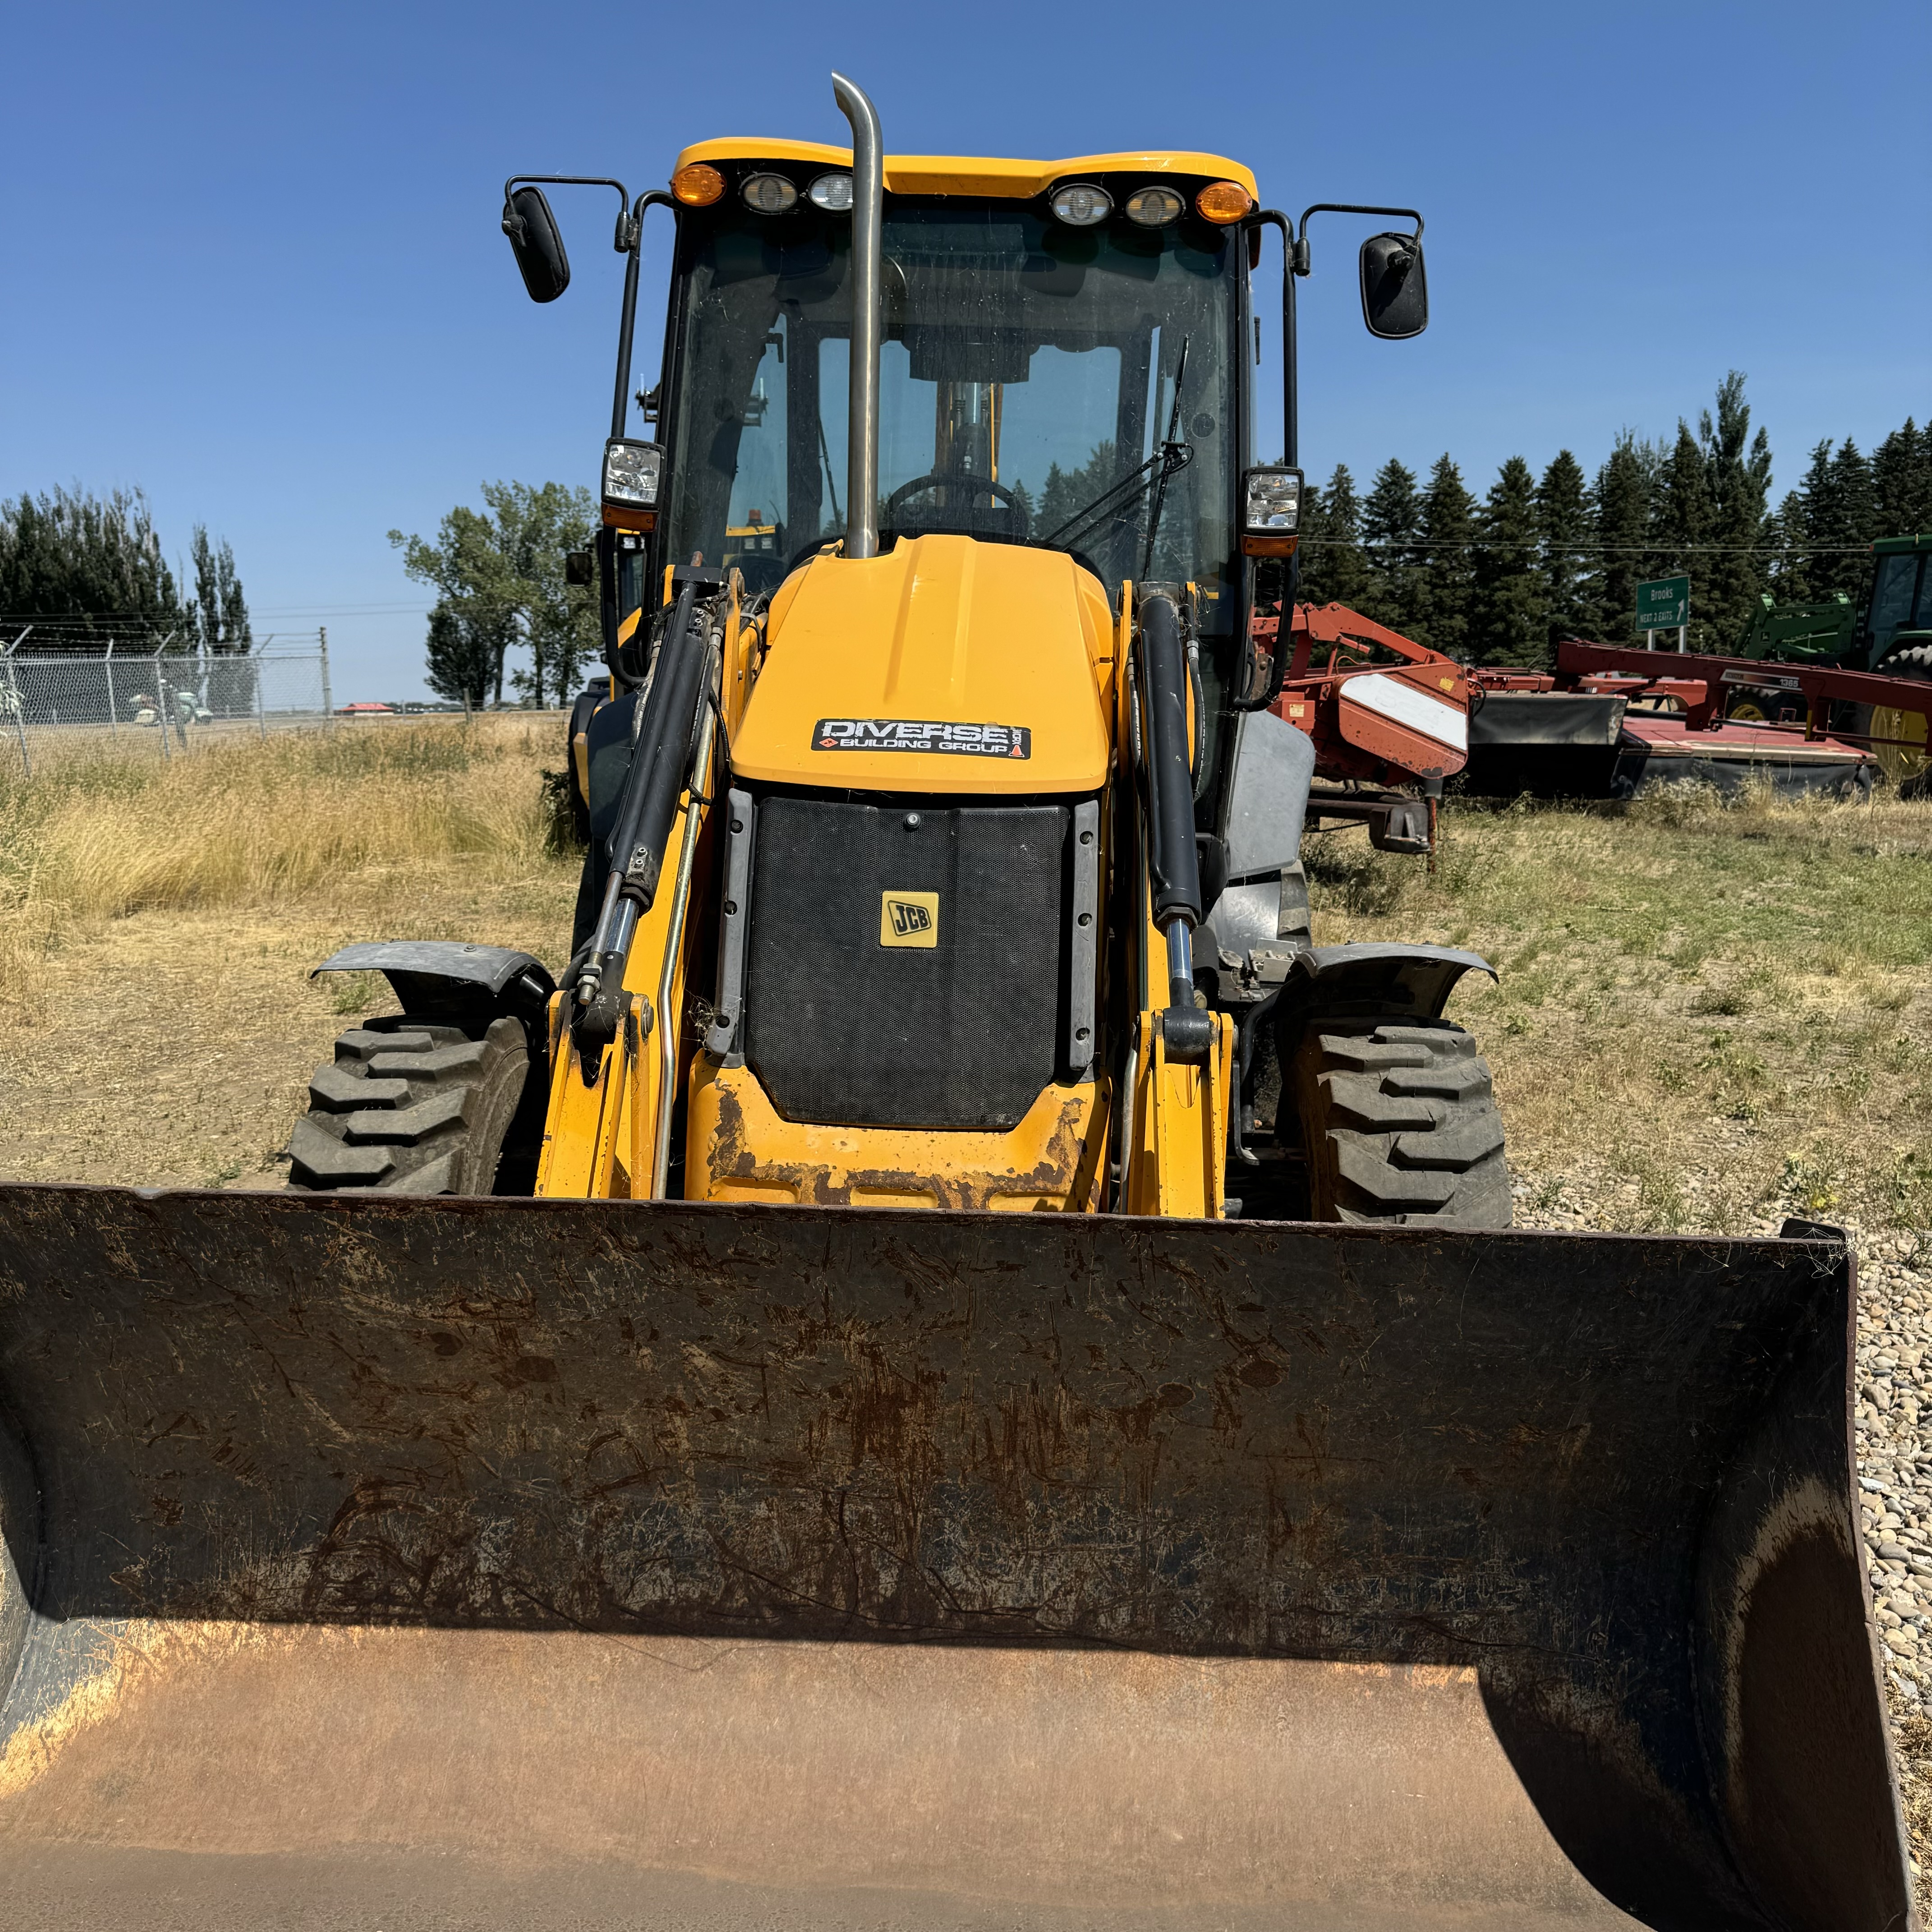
[{"x1": 1859, "y1": 531, "x2": 1932, "y2": 669}]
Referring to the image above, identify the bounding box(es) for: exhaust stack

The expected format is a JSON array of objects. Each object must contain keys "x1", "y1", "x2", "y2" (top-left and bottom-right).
[{"x1": 831, "y1": 72, "x2": 882, "y2": 560}]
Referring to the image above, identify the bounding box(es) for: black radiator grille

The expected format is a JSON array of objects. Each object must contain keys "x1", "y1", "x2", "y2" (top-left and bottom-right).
[{"x1": 742, "y1": 795, "x2": 1071, "y2": 1130}]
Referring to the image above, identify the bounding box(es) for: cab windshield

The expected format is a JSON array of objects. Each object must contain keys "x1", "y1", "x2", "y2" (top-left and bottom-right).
[{"x1": 663, "y1": 197, "x2": 1239, "y2": 626}]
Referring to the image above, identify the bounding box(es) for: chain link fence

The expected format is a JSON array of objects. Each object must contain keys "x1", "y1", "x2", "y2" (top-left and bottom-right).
[{"x1": 0, "y1": 632, "x2": 335, "y2": 774}]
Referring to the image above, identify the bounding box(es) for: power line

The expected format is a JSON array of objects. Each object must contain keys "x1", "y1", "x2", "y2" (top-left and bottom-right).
[{"x1": 1296, "y1": 538, "x2": 1871, "y2": 556}]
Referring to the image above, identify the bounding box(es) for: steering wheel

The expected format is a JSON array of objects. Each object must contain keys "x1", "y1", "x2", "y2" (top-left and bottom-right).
[{"x1": 885, "y1": 472, "x2": 1027, "y2": 538}]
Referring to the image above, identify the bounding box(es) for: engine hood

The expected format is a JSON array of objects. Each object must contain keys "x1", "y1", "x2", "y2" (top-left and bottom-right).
[{"x1": 729, "y1": 536, "x2": 1114, "y2": 795}]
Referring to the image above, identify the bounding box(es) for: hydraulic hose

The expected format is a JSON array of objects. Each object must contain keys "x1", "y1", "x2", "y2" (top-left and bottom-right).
[
  {"x1": 612, "y1": 589, "x2": 710, "y2": 910},
  {"x1": 575, "y1": 582, "x2": 710, "y2": 1036},
  {"x1": 1138, "y1": 593, "x2": 1204, "y2": 980}
]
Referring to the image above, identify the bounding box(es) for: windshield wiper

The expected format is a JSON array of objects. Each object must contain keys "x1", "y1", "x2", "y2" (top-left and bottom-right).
[
  {"x1": 1039, "y1": 337, "x2": 1193, "y2": 575},
  {"x1": 1141, "y1": 336, "x2": 1190, "y2": 580}
]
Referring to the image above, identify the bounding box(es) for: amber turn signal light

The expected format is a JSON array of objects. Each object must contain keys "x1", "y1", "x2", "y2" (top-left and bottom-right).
[
  {"x1": 671, "y1": 163, "x2": 726, "y2": 207},
  {"x1": 1195, "y1": 180, "x2": 1254, "y2": 225}
]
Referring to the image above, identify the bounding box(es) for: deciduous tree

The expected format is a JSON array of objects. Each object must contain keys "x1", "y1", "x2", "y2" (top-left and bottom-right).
[{"x1": 391, "y1": 480, "x2": 601, "y2": 706}]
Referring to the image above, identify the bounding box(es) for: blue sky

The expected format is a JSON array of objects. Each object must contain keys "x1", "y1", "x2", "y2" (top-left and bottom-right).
[{"x1": 4, "y1": 1, "x2": 1925, "y2": 700}]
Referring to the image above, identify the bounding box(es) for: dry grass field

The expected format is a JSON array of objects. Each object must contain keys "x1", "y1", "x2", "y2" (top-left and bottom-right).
[
  {"x1": 0, "y1": 718, "x2": 574, "y2": 1187},
  {"x1": 1312, "y1": 783, "x2": 1932, "y2": 1240},
  {"x1": 4, "y1": 720, "x2": 1931, "y2": 1889},
  {"x1": 8, "y1": 718, "x2": 1931, "y2": 1224}
]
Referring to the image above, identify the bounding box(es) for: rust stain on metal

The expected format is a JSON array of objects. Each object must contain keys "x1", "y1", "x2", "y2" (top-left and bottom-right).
[{"x1": 703, "y1": 1084, "x2": 1100, "y2": 1211}]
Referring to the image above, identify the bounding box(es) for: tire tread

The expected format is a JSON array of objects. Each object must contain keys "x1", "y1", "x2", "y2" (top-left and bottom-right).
[
  {"x1": 285, "y1": 1014, "x2": 527, "y2": 1194},
  {"x1": 1293, "y1": 1018, "x2": 1512, "y2": 1226}
]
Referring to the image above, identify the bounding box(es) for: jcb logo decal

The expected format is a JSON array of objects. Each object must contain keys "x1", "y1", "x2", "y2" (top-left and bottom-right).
[{"x1": 879, "y1": 891, "x2": 940, "y2": 949}]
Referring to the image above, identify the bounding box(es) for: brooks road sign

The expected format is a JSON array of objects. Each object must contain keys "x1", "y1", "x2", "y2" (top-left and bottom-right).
[{"x1": 1636, "y1": 575, "x2": 1690, "y2": 632}]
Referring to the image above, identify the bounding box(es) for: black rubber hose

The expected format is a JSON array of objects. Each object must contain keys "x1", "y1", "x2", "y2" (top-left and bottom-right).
[
  {"x1": 1139, "y1": 592, "x2": 1204, "y2": 930},
  {"x1": 605, "y1": 582, "x2": 703, "y2": 911}
]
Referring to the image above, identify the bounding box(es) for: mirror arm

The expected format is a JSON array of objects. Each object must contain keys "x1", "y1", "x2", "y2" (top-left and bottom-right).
[
  {"x1": 1297, "y1": 202, "x2": 1424, "y2": 250},
  {"x1": 503, "y1": 174, "x2": 631, "y2": 231}
]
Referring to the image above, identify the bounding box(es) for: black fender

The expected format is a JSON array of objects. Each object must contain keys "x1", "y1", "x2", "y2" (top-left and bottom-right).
[
  {"x1": 1271, "y1": 941, "x2": 1496, "y2": 1071},
  {"x1": 312, "y1": 941, "x2": 556, "y2": 1058}
]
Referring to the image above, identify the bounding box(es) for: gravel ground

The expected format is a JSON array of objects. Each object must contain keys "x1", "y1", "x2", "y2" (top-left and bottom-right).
[
  {"x1": 1849, "y1": 1226, "x2": 1932, "y2": 1885},
  {"x1": 1515, "y1": 1166, "x2": 1932, "y2": 1890}
]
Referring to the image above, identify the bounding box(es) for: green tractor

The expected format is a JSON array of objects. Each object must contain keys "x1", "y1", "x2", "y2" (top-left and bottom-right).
[{"x1": 1728, "y1": 532, "x2": 1932, "y2": 786}]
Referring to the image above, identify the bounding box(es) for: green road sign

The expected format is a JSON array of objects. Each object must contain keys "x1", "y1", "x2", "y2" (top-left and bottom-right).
[{"x1": 1637, "y1": 575, "x2": 1690, "y2": 630}]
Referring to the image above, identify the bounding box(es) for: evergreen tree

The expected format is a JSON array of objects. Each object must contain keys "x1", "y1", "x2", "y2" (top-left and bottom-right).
[
  {"x1": 1650, "y1": 423, "x2": 1712, "y2": 620},
  {"x1": 1585, "y1": 434, "x2": 1651, "y2": 641},
  {"x1": 1534, "y1": 450, "x2": 1591, "y2": 649},
  {"x1": 1695, "y1": 372, "x2": 1773, "y2": 650},
  {"x1": 1359, "y1": 457, "x2": 1421, "y2": 631},
  {"x1": 1300, "y1": 463, "x2": 1367, "y2": 610},
  {"x1": 1414, "y1": 454, "x2": 1476, "y2": 657},
  {"x1": 392, "y1": 480, "x2": 601, "y2": 706},
  {"x1": 1816, "y1": 440, "x2": 1877, "y2": 600},
  {"x1": 1286, "y1": 474, "x2": 1321, "y2": 608},
  {"x1": 1873, "y1": 420, "x2": 1932, "y2": 538},
  {"x1": 1768, "y1": 442, "x2": 1834, "y2": 601},
  {"x1": 189, "y1": 524, "x2": 252, "y2": 653},
  {"x1": 1472, "y1": 457, "x2": 1547, "y2": 667},
  {"x1": 1763, "y1": 488, "x2": 1811, "y2": 600},
  {"x1": 1035, "y1": 441, "x2": 1118, "y2": 539}
]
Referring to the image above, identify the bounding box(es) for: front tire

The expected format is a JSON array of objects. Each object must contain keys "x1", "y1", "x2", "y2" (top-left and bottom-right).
[
  {"x1": 1290, "y1": 1018, "x2": 1512, "y2": 1226},
  {"x1": 1854, "y1": 644, "x2": 1932, "y2": 795},
  {"x1": 285, "y1": 1014, "x2": 530, "y2": 1194}
]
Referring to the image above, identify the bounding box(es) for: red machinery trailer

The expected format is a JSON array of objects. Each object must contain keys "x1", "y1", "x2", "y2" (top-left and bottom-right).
[
  {"x1": 1254, "y1": 599, "x2": 1469, "y2": 849},
  {"x1": 1455, "y1": 640, "x2": 1932, "y2": 798}
]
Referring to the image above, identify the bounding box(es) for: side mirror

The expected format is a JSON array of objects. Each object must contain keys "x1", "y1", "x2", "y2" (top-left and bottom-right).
[
  {"x1": 564, "y1": 547, "x2": 595, "y2": 587},
  {"x1": 1359, "y1": 232, "x2": 1426, "y2": 339},
  {"x1": 502, "y1": 186, "x2": 570, "y2": 304}
]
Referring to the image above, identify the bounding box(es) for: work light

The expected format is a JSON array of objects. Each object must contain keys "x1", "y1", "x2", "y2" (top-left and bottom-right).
[
  {"x1": 1124, "y1": 185, "x2": 1185, "y2": 227},
  {"x1": 1050, "y1": 183, "x2": 1111, "y2": 227},
  {"x1": 1243, "y1": 465, "x2": 1302, "y2": 534},
  {"x1": 808, "y1": 172, "x2": 853, "y2": 211},
  {"x1": 741, "y1": 173, "x2": 798, "y2": 214},
  {"x1": 603, "y1": 439, "x2": 665, "y2": 511}
]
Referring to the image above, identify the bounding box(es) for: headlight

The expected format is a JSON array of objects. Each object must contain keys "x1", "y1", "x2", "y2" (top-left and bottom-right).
[
  {"x1": 1049, "y1": 183, "x2": 1111, "y2": 227},
  {"x1": 741, "y1": 172, "x2": 797, "y2": 215},
  {"x1": 808, "y1": 171, "x2": 853, "y2": 211},
  {"x1": 1124, "y1": 185, "x2": 1185, "y2": 228},
  {"x1": 1243, "y1": 466, "x2": 1302, "y2": 534},
  {"x1": 603, "y1": 438, "x2": 665, "y2": 510}
]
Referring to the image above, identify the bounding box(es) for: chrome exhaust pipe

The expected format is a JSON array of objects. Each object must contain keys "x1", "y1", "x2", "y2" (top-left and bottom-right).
[{"x1": 831, "y1": 72, "x2": 882, "y2": 560}]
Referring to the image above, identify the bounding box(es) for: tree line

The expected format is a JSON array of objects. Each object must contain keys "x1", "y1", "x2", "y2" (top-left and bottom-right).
[
  {"x1": 0, "y1": 486, "x2": 251, "y2": 652},
  {"x1": 1297, "y1": 374, "x2": 1932, "y2": 665}
]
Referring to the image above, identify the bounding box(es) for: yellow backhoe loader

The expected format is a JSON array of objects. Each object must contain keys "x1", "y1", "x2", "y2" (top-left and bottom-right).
[{"x1": 0, "y1": 75, "x2": 1910, "y2": 1931}]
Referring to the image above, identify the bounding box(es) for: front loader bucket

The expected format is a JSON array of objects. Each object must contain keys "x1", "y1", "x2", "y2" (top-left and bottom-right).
[{"x1": 0, "y1": 1184, "x2": 1907, "y2": 1931}]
